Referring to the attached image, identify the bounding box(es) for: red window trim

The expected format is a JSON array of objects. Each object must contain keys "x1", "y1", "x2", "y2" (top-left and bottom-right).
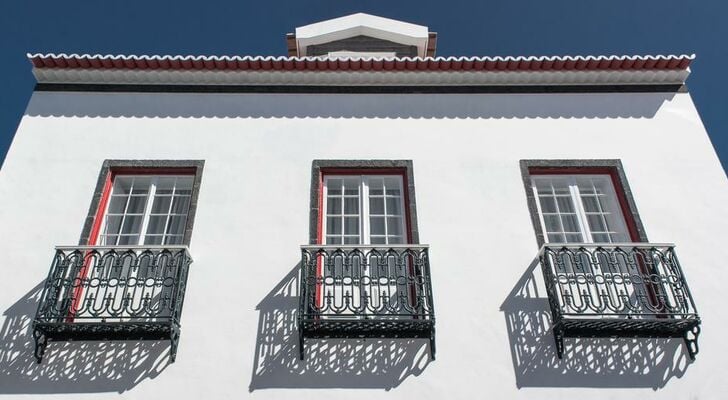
[
  {"x1": 317, "y1": 167, "x2": 414, "y2": 245},
  {"x1": 528, "y1": 166, "x2": 642, "y2": 243}
]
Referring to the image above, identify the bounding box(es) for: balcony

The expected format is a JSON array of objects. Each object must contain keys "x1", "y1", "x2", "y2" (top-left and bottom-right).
[
  {"x1": 299, "y1": 245, "x2": 436, "y2": 360},
  {"x1": 539, "y1": 243, "x2": 700, "y2": 360},
  {"x1": 32, "y1": 246, "x2": 193, "y2": 363}
]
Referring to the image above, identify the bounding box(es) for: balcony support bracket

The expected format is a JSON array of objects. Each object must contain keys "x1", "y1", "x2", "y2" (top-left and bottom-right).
[
  {"x1": 33, "y1": 328, "x2": 48, "y2": 364},
  {"x1": 553, "y1": 325, "x2": 565, "y2": 359},
  {"x1": 170, "y1": 326, "x2": 180, "y2": 363},
  {"x1": 684, "y1": 325, "x2": 700, "y2": 361},
  {"x1": 429, "y1": 326, "x2": 436, "y2": 360}
]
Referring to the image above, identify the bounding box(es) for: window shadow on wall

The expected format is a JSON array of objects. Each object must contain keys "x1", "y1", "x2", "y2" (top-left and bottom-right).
[
  {"x1": 0, "y1": 282, "x2": 171, "y2": 394},
  {"x1": 249, "y1": 265, "x2": 431, "y2": 391},
  {"x1": 500, "y1": 258, "x2": 692, "y2": 389},
  {"x1": 26, "y1": 92, "x2": 675, "y2": 119}
]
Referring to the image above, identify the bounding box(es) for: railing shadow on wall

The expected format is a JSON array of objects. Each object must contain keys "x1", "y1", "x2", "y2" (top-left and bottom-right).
[
  {"x1": 0, "y1": 282, "x2": 170, "y2": 394},
  {"x1": 500, "y1": 258, "x2": 692, "y2": 390},
  {"x1": 249, "y1": 265, "x2": 431, "y2": 392}
]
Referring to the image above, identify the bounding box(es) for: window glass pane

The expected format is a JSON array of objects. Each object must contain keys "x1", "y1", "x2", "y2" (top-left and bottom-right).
[
  {"x1": 121, "y1": 215, "x2": 143, "y2": 235},
  {"x1": 548, "y1": 233, "x2": 566, "y2": 243},
  {"x1": 144, "y1": 235, "x2": 163, "y2": 245},
  {"x1": 146, "y1": 216, "x2": 167, "y2": 235},
  {"x1": 592, "y1": 233, "x2": 611, "y2": 243},
  {"x1": 344, "y1": 198, "x2": 359, "y2": 214},
  {"x1": 343, "y1": 236, "x2": 359, "y2": 244},
  {"x1": 369, "y1": 198, "x2": 384, "y2": 215},
  {"x1": 165, "y1": 236, "x2": 184, "y2": 245},
  {"x1": 118, "y1": 235, "x2": 139, "y2": 245},
  {"x1": 326, "y1": 217, "x2": 342, "y2": 235},
  {"x1": 343, "y1": 179, "x2": 359, "y2": 195},
  {"x1": 104, "y1": 216, "x2": 123, "y2": 235},
  {"x1": 543, "y1": 215, "x2": 562, "y2": 233},
  {"x1": 176, "y1": 177, "x2": 194, "y2": 195},
  {"x1": 156, "y1": 177, "x2": 177, "y2": 195},
  {"x1": 556, "y1": 197, "x2": 575, "y2": 213},
  {"x1": 386, "y1": 198, "x2": 402, "y2": 215},
  {"x1": 370, "y1": 236, "x2": 386, "y2": 244},
  {"x1": 565, "y1": 233, "x2": 583, "y2": 243},
  {"x1": 326, "y1": 236, "x2": 342, "y2": 245},
  {"x1": 171, "y1": 196, "x2": 190, "y2": 214},
  {"x1": 327, "y1": 197, "x2": 341, "y2": 214},
  {"x1": 387, "y1": 217, "x2": 403, "y2": 235},
  {"x1": 388, "y1": 236, "x2": 404, "y2": 244},
  {"x1": 587, "y1": 214, "x2": 607, "y2": 232},
  {"x1": 370, "y1": 217, "x2": 385, "y2": 236},
  {"x1": 166, "y1": 216, "x2": 187, "y2": 236},
  {"x1": 150, "y1": 196, "x2": 172, "y2": 214},
  {"x1": 369, "y1": 179, "x2": 384, "y2": 196},
  {"x1": 100, "y1": 235, "x2": 118, "y2": 246},
  {"x1": 538, "y1": 197, "x2": 556, "y2": 213},
  {"x1": 126, "y1": 196, "x2": 148, "y2": 214},
  {"x1": 108, "y1": 196, "x2": 128, "y2": 214},
  {"x1": 113, "y1": 177, "x2": 133, "y2": 195},
  {"x1": 581, "y1": 196, "x2": 599, "y2": 212},
  {"x1": 131, "y1": 177, "x2": 151, "y2": 194},
  {"x1": 344, "y1": 217, "x2": 359, "y2": 234},
  {"x1": 561, "y1": 214, "x2": 580, "y2": 232},
  {"x1": 327, "y1": 179, "x2": 342, "y2": 195}
]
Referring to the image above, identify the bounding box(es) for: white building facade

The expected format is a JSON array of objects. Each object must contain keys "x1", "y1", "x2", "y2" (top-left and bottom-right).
[{"x1": 0, "y1": 13, "x2": 726, "y2": 400}]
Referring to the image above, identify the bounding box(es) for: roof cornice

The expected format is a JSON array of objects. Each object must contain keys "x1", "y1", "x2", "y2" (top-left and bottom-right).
[{"x1": 27, "y1": 53, "x2": 695, "y2": 86}]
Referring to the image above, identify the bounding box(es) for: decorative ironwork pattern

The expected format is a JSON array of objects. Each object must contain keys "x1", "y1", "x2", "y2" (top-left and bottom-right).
[
  {"x1": 32, "y1": 246, "x2": 193, "y2": 363},
  {"x1": 539, "y1": 243, "x2": 700, "y2": 360},
  {"x1": 299, "y1": 245, "x2": 436, "y2": 360}
]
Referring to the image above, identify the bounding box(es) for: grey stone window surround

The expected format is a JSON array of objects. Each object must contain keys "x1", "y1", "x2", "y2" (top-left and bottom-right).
[
  {"x1": 79, "y1": 159, "x2": 205, "y2": 246},
  {"x1": 309, "y1": 160, "x2": 420, "y2": 245},
  {"x1": 520, "y1": 159, "x2": 648, "y2": 247}
]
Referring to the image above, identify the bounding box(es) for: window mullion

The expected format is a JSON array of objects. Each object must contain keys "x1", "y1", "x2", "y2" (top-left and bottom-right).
[
  {"x1": 138, "y1": 177, "x2": 157, "y2": 246},
  {"x1": 570, "y1": 178, "x2": 593, "y2": 244},
  {"x1": 161, "y1": 177, "x2": 178, "y2": 244},
  {"x1": 361, "y1": 176, "x2": 369, "y2": 245}
]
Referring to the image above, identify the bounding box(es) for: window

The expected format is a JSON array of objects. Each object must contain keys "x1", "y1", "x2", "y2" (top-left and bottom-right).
[
  {"x1": 531, "y1": 174, "x2": 630, "y2": 244},
  {"x1": 323, "y1": 175, "x2": 407, "y2": 245},
  {"x1": 521, "y1": 160, "x2": 646, "y2": 245},
  {"x1": 79, "y1": 160, "x2": 204, "y2": 247},
  {"x1": 98, "y1": 175, "x2": 193, "y2": 246}
]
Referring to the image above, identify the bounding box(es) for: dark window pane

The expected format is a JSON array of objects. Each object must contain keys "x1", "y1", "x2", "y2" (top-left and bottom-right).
[
  {"x1": 151, "y1": 196, "x2": 171, "y2": 214},
  {"x1": 171, "y1": 196, "x2": 190, "y2": 214},
  {"x1": 327, "y1": 217, "x2": 342, "y2": 235},
  {"x1": 166, "y1": 216, "x2": 187, "y2": 236},
  {"x1": 327, "y1": 197, "x2": 341, "y2": 214},
  {"x1": 126, "y1": 196, "x2": 148, "y2": 214}
]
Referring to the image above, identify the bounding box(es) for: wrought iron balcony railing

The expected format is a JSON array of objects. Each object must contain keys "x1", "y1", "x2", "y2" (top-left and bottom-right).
[
  {"x1": 539, "y1": 243, "x2": 700, "y2": 360},
  {"x1": 299, "y1": 245, "x2": 436, "y2": 360},
  {"x1": 32, "y1": 245, "x2": 193, "y2": 363}
]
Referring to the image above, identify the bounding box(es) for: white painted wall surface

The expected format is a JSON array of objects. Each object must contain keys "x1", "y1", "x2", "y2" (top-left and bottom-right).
[{"x1": 0, "y1": 91, "x2": 726, "y2": 399}]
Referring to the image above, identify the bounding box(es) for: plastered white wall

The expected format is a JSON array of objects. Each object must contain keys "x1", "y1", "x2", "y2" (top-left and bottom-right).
[{"x1": 0, "y1": 91, "x2": 726, "y2": 399}]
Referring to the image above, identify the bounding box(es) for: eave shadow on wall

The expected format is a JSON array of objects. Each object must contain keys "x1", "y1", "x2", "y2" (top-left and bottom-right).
[
  {"x1": 249, "y1": 265, "x2": 431, "y2": 391},
  {"x1": 500, "y1": 258, "x2": 692, "y2": 390},
  {"x1": 0, "y1": 283, "x2": 170, "y2": 394},
  {"x1": 25, "y1": 92, "x2": 676, "y2": 120}
]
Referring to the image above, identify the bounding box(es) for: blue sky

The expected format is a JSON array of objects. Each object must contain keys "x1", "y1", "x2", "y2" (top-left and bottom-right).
[{"x1": 1, "y1": 1, "x2": 726, "y2": 171}]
